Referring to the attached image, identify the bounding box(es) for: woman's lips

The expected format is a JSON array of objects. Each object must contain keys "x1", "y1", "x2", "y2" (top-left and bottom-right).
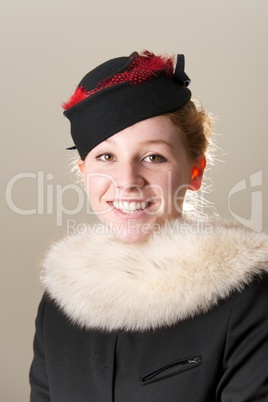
[
  {"x1": 112, "y1": 200, "x2": 150, "y2": 213},
  {"x1": 107, "y1": 200, "x2": 155, "y2": 218}
]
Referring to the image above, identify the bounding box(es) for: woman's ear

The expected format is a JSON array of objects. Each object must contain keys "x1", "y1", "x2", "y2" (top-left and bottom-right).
[
  {"x1": 188, "y1": 156, "x2": 206, "y2": 191},
  {"x1": 77, "y1": 159, "x2": 84, "y2": 174}
]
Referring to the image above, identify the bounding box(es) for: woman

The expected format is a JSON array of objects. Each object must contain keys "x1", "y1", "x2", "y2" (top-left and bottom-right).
[{"x1": 30, "y1": 51, "x2": 268, "y2": 401}]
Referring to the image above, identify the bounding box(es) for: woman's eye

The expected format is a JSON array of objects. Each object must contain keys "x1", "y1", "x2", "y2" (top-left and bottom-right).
[
  {"x1": 143, "y1": 154, "x2": 165, "y2": 163},
  {"x1": 97, "y1": 153, "x2": 114, "y2": 161}
]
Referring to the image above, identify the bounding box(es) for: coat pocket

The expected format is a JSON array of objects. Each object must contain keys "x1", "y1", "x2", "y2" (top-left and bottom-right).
[{"x1": 140, "y1": 356, "x2": 202, "y2": 385}]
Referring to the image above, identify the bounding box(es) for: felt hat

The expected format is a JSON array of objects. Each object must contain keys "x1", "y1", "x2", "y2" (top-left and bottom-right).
[{"x1": 63, "y1": 50, "x2": 191, "y2": 160}]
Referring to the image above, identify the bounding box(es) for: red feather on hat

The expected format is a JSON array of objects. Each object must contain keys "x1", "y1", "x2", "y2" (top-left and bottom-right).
[{"x1": 62, "y1": 51, "x2": 174, "y2": 111}]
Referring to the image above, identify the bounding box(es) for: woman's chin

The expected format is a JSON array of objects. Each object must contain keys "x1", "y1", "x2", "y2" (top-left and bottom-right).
[{"x1": 109, "y1": 221, "x2": 157, "y2": 244}]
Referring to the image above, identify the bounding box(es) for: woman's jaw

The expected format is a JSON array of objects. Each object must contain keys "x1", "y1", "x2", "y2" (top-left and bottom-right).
[{"x1": 91, "y1": 192, "x2": 185, "y2": 244}]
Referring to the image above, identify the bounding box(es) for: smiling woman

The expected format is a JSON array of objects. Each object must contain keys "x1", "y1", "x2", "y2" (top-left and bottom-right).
[{"x1": 29, "y1": 50, "x2": 268, "y2": 402}]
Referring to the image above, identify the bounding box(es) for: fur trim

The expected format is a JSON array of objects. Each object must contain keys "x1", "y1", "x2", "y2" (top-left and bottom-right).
[{"x1": 42, "y1": 218, "x2": 268, "y2": 331}]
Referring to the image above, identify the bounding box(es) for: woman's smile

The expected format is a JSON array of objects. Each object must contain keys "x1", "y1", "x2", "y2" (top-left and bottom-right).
[{"x1": 111, "y1": 200, "x2": 151, "y2": 214}]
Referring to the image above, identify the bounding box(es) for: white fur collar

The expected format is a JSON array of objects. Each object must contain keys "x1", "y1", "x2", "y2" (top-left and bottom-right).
[{"x1": 42, "y1": 218, "x2": 268, "y2": 331}]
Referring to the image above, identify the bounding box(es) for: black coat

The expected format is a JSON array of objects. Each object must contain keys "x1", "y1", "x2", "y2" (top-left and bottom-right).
[{"x1": 29, "y1": 219, "x2": 268, "y2": 401}]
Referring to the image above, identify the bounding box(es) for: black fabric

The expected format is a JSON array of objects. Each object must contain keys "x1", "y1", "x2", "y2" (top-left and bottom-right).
[
  {"x1": 29, "y1": 274, "x2": 268, "y2": 402},
  {"x1": 64, "y1": 52, "x2": 191, "y2": 160}
]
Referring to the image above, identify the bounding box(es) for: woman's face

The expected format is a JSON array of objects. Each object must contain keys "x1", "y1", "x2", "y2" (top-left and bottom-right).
[{"x1": 79, "y1": 115, "x2": 204, "y2": 243}]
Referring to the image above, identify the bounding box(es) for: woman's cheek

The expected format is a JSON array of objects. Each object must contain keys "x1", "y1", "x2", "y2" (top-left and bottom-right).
[{"x1": 86, "y1": 176, "x2": 112, "y2": 210}]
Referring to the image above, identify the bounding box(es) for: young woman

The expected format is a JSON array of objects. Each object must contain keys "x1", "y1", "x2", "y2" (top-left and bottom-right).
[{"x1": 30, "y1": 51, "x2": 268, "y2": 401}]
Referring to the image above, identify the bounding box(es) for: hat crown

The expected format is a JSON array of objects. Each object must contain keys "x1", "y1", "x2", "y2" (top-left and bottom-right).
[
  {"x1": 79, "y1": 53, "x2": 136, "y2": 91},
  {"x1": 63, "y1": 50, "x2": 192, "y2": 160}
]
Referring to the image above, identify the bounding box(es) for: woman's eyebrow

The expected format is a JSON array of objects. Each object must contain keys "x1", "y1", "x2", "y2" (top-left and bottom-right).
[
  {"x1": 139, "y1": 139, "x2": 173, "y2": 148},
  {"x1": 105, "y1": 137, "x2": 116, "y2": 144},
  {"x1": 104, "y1": 138, "x2": 173, "y2": 148}
]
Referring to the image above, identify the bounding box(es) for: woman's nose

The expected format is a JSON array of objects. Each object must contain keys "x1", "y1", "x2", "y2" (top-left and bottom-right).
[{"x1": 115, "y1": 162, "x2": 145, "y2": 190}]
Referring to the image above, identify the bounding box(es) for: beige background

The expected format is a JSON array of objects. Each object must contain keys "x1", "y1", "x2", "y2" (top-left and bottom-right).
[{"x1": 1, "y1": 0, "x2": 267, "y2": 400}]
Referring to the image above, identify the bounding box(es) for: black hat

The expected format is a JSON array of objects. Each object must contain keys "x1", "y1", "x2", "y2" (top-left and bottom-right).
[{"x1": 63, "y1": 50, "x2": 191, "y2": 160}]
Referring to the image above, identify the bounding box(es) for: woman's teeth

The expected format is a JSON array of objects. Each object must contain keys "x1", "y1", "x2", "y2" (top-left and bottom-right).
[{"x1": 112, "y1": 201, "x2": 149, "y2": 213}]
